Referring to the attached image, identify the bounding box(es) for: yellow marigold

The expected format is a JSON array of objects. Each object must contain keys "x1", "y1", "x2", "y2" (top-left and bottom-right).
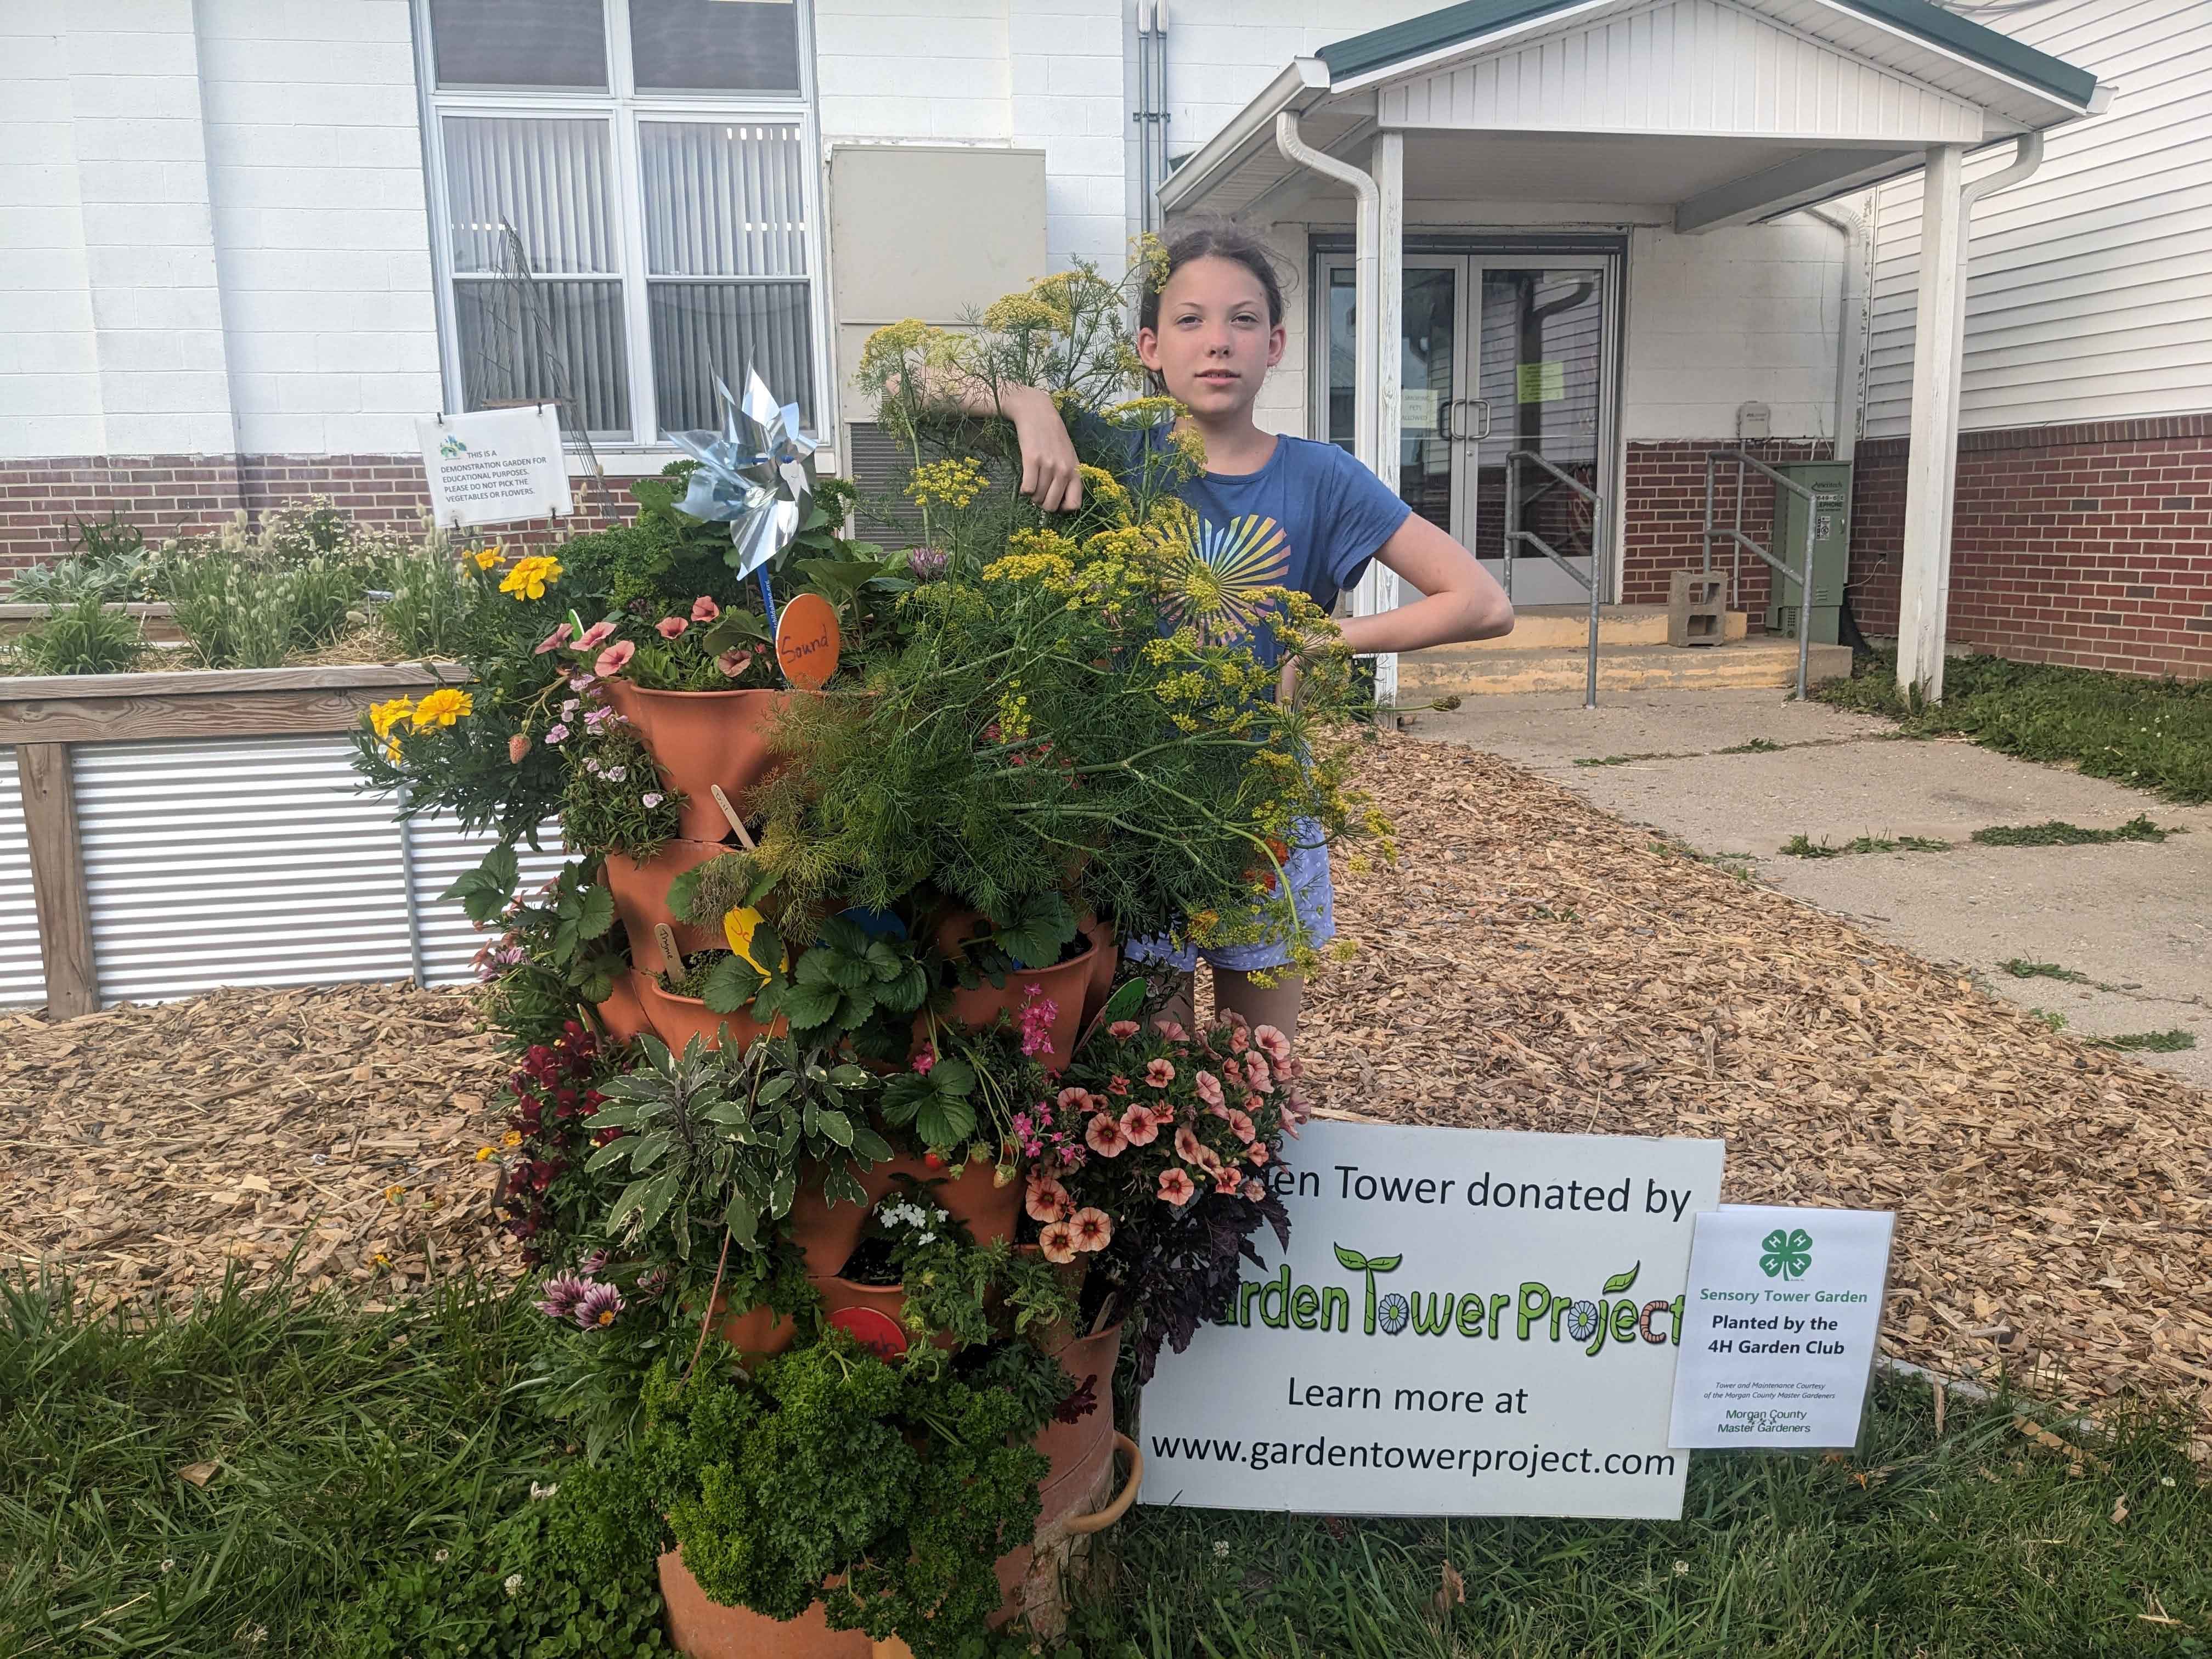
[
  {"x1": 907, "y1": 456, "x2": 988, "y2": 511},
  {"x1": 410, "y1": 687, "x2": 473, "y2": 729},
  {"x1": 470, "y1": 545, "x2": 504, "y2": 569},
  {"x1": 368, "y1": 696, "x2": 415, "y2": 740},
  {"x1": 499, "y1": 555, "x2": 561, "y2": 601},
  {"x1": 383, "y1": 737, "x2": 402, "y2": 764}
]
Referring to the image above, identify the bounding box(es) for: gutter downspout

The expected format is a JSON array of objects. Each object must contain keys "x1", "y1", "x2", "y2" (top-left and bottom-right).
[
  {"x1": 1804, "y1": 201, "x2": 1868, "y2": 462},
  {"x1": 1274, "y1": 109, "x2": 1379, "y2": 479}
]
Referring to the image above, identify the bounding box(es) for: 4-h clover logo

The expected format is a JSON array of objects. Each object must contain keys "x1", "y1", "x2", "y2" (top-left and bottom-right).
[{"x1": 1760, "y1": 1227, "x2": 1814, "y2": 1280}]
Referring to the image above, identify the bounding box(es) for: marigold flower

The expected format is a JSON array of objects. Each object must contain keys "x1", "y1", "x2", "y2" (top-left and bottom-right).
[
  {"x1": 595, "y1": 640, "x2": 636, "y2": 676},
  {"x1": 1145, "y1": 1059, "x2": 1175, "y2": 1088},
  {"x1": 1039, "y1": 1221, "x2": 1078, "y2": 1265},
  {"x1": 410, "y1": 687, "x2": 472, "y2": 729},
  {"x1": 471, "y1": 545, "x2": 504, "y2": 569},
  {"x1": 690, "y1": 595, "x2": 720, "y2": 623},
  {"x1": 1085, "y1": 1112, "x2": 1127, "y2": 1158},
  {"x1": 499, "y1": 555, "x2": 561, "y2": 601},
  {"x1": 655, "y1": 616, "x2": 688, "y2": 639},
  {"x1": 368, "y1": 696, "x2": 414, "y2": 740},
  {"x1": 1068, "y1": 1207, "x2": 1112, "y2": 1252},
  {"x1": 1119, "y1": 1104, "x2": 1159, "y2": 1147},
  {"x1": 1157, "y1": 1167, "x2": 1196, "y2": 1206}
]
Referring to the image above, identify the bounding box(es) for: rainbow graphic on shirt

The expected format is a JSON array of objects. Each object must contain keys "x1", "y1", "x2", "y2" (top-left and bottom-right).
[{"x1": 1161, "y1": 512, "x2": 1291, "y2": 645}]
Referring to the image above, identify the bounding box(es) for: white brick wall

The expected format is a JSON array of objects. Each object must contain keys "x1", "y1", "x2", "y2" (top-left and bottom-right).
[{"x1": 196, "y1": 0, "x2": 442, "y2": 456}]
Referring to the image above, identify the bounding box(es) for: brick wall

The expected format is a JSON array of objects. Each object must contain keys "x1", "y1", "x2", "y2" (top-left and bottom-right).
[
  {"x1": 1, "y1": 453, "x2": 641, "y2": 578},
  {"x1": 1848, "y1": 414, "x2": 2212, "y2": 682},
  {"x1": 1620, "y1": 439, "x2": 1832, "y2": 622}
]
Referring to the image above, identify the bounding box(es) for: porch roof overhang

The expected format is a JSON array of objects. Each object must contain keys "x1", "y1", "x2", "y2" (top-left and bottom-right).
[{"x1": 1155, "y1": 0, "x2": 2106, "y2": 234}]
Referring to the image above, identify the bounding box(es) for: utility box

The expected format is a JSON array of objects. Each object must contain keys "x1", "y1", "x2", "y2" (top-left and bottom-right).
[{"x1": 1764, "y1": 460, "x2": 1853, "y2": 644}]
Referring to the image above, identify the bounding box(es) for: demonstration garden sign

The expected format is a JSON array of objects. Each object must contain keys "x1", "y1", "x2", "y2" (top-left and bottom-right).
[
  {"x1": 1142, "y1": 1119, "x2": 1724, "y2": 1520},
  {"x1": 415, "y1": 404, "x2": 573, "y2": 529}
]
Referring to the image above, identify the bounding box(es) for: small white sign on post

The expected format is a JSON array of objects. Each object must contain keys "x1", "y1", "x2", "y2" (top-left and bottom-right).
[
  {"x1": 1667, "y1": 1205, "x2": 1894, "y2": 1449},
  {"x1": 1140, "y1": 1119, "x2": 1724, "y2": 1520},
  {"x1": 416, "y1": 404, "x2": 573, "y2": 529}
]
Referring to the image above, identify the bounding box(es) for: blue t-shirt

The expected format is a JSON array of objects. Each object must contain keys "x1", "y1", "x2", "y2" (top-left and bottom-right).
[{"x1": 1094, "y1": 422, "x2": 1412, "y2": 667}]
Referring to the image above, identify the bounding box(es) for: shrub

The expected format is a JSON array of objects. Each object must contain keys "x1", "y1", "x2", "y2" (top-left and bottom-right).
[
  {"x1": 379, "y1": 540, "x2": 475, "y2": 658},
  {"x1": 5, "y1": 593, "x2": 144, "y2": 675}
]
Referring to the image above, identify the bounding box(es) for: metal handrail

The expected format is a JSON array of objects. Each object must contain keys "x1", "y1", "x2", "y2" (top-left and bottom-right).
[
  {"x1": 1701, "y1": 449, "x2": 1817, "y2": 699},
  {"x1": 1502, "y1": 449, "x2": 1604, "y2": 708}
]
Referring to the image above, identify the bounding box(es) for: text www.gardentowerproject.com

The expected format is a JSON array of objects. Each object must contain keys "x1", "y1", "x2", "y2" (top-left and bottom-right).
[{"x1": 1148, "y1": 1434, "x2": 1677, "y2": 1482}]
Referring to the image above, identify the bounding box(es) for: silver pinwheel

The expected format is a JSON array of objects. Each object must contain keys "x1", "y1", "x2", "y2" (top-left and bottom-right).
[{"x1": 668, "y1": 369, "x2": 817, "y2": 578}]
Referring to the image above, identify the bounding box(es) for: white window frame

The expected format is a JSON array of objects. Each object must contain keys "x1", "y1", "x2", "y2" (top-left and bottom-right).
[{"x1": 410, "y1": 0, "x2": 835, "y2": 475}]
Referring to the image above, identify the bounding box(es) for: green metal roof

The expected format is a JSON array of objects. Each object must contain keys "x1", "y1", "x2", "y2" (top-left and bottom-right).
[{"x1": 1317, "y1": 0, "x2": 2098, "y2": 109}]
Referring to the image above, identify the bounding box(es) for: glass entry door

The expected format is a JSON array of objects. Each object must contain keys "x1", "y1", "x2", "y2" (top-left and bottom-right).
[{"x1": 1323, "y1": 252, "x2": 1615, "y2": 605}]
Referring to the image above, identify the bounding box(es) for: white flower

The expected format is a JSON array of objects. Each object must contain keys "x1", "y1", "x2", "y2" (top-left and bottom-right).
[
  {"x1": 1673, "y1": 1561, "x2": 1689, "y2": 1577},
  {"x1": 433, "y1": 1548, "x2": 450, "y2": 1563},
  {"x1": 504, "y1": 1573, "x2": 523, "y2": 1597},
  {"x1": 1212, "y1": 1540, "x2": 1230, "y2": 1559},
  {"x1": 160, "y1": 1559, "x2": 174, "y2": 1575},
  {"x1": 529, "y1": 1481, "x2": 560, "y2": 1501}
]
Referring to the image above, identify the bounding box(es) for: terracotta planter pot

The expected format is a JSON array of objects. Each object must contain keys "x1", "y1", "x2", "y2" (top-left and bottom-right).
[
  {"x1": 632, "y1": 970, "x2": 785, "y2": 1053},
  {"x1": 602, "y1": 680, "x2": 789, "y2": 843},
  {"x1": 606, "y1": 838, "x2": 728, "y2": 974},
  {"x1": 786, "y1": 1152, "x2": 1021, "y2": 1279},
  {"x1": 990, "y1": 1429, "x2": 1142, "y2": 1637},
  {"x1": 658, "y1": 1552, "x2": 867, "y2": 1659},
  {"x1": 1076, "y1": 913, "x2": 1118, "y2": 1030},
  {"x1": 712, "y1": 1295, "x2": 802, "y2": 1367},
  {"x1": 944, "y1": 938, "x2": 1098, "y2": 1073},
  {"x1": 594, "y1": 972, "x2": 653, "y2": 1044},
  {"x1": 810, "y1": 1274, "x2": 960, "y2": 1352},
  {"x1": 1029, "y1": 1321, "x2": 1122, "y2": 1485}
]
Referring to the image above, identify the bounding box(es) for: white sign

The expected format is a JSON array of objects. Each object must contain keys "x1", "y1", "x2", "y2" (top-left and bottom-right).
[
  {"x1": 1141, "y1": 1119, "x2": 1724, "y2": 1520},
  {"x1": 416, "y1": 404, "x2": 573, "y2": 529},
  {"x1": 1667, "y1": 1205, "x2": 1894, "y2": 1449},
  {"x1": 1402, "y1": 388, "x2": 1442, "y2": 431}
]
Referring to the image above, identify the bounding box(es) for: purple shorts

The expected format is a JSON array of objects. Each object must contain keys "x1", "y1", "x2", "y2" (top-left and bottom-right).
[{"x1": 1122, "y1": 818, "x2": 1336, "y2": 974}]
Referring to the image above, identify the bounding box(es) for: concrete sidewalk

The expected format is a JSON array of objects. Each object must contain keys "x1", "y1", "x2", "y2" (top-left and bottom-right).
[{"x1": 1415, "y1": 689, "x2": 2212, "y2": 1088}]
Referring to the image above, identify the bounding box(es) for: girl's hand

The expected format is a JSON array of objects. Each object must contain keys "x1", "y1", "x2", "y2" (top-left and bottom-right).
[
  {"x1": 1276, "y1": 652, "x2": 1305, "y2": 707},
  {"x1": 1004, "y1": 386, "x2": 1085, "y2": 514}
]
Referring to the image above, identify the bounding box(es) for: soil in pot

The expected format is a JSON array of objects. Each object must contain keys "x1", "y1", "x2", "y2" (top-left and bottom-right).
[
  {"x1": 602, "y1": 680, "x2": 788, "y2": 844},
  {"x1": 632, "y1": 970, "x2": 784, "y2": 1052},
  {"x1": 606, "y1": 838, "x2": 729, "y2": 974}
]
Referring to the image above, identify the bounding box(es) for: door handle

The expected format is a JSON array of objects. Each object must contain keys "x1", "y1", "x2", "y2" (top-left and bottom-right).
[
  {"x1": 1471, "y1": 398, "x2": 1493, "y2": 442},
  {"x1": 1443, "y1": 398, "x2": 1492, "y2": 443}
]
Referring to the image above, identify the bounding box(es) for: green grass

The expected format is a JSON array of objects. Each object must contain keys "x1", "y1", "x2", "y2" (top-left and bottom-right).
[
  {"x1": 1575, "y1": 751, "x2": 1696, "y2": 768},
  {"x1": 1716, "y1": 736, "x2": 1785, "y2": 754},
  {"x1": 1971, "y1": 816, "x2": 2174, "y2": 848},
  {"x1": 1814, "y1": 651, "x2": 2212, "y2": 803},
  {"x1": 1781, "y1": 834, "x2": 1954, "y2": 858},
  {"x1": 2004, "y1": 959, "x2": 2093, "y2": 984},
  {"x1": 2086, "y1": 1029, "x2": 2198, "y2": 1053},
  {"x1": 8, "y1": 1278, "x2": 2210, "y2": 1658}
]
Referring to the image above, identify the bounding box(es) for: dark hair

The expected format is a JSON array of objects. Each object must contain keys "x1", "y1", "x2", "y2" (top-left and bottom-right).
[{"x1": 1139, "y1": 222, "x2": 1288, "y2": 332}]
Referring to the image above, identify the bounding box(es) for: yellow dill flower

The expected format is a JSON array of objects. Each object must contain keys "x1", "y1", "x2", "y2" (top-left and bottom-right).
[
  {"x1": 1170, "y1": 425, "x2": 1209, "y2": 473},
  {"x1": 410, "y1": 687, "x2": 473, "y2": 729},
  {"x1": 1104, "y1": 396, "x2": 1186, "y2": 428},
  {"x1": 1007, "y1": 527, "x2": 1078, "y2": 562},
  {"x1": 981, "y1": 292, "x2": 1068, "y2": 332},
  {"x1": 499, "y1": 555, "x2": 561, "y2": 601},
  {"x1": 470, "y1": 545, "x2": 504, "y2": 570},
  {"x1": 981, "y1": 551, "x2": 1076, "y2": 589},
  {"x1": 907, "y1": 457, "x2": 988, "y2": 510},
  {"x1": 1136, "y1": 232, "x2": 1172, "y2": 291},
  {"x1": 1076, "y1": 465, "x2": 1130, "y2": 520},
  {"x1": 993, "y1": 684, "x2": 1033, "y2": 743},
  {"x1": 856, "y1": 318, "x2": 958, "y2": 387},
  {"x1": 368, "y1": 696, "x2": 415, "y2": 740}
]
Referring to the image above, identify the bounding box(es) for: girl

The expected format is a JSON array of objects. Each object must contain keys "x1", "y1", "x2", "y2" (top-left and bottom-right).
[{"x1": 951, "y1": 224, "x2": 1515, "y2": 1045}]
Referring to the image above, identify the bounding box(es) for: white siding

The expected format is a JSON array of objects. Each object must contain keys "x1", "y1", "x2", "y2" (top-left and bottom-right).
[
  {"x1": 1381, "y1": 0, "x2": 1983, "y2": 144},
  {"x1": 1865, "y1": 0, "x2": 2212, "y2": 437}
]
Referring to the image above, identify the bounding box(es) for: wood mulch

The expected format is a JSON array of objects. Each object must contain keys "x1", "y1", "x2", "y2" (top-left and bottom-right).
[{"x1": 5, "y1": 733, "x2": 2208, "y2": 1428}]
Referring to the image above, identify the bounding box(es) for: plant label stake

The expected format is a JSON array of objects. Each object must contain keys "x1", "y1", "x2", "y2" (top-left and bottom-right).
[
  {"x1": 709, "y1": 786, "x2": 757, "y2": 850},
  {"x1": 774, "y1": 591, "x2": 840, "y2": 690},
  {"x1": 654, "y1": 923, "x2": 684, "y2": 979}
]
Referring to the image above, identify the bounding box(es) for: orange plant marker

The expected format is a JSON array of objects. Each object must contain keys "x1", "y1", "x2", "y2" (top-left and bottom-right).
[{"x1": 774, "y1": 591, "x2": 841, "y2": 690}]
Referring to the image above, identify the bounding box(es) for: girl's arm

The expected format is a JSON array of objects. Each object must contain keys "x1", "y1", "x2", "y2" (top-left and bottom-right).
[
  {"x1": 1340, "y1": 515, "x2": 1515, "y2": 654},
  {"x1": 905, "y1": 370, "x2": 1086, "y2": 513}
]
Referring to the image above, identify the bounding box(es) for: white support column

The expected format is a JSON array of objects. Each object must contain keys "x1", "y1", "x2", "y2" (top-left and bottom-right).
[
  {"x1": 1362, "y1": 128, "x2": 1405, "y2": 706},
  {"x1": 1896, "y1": 144, "x2": 1966, "y2": 703}
]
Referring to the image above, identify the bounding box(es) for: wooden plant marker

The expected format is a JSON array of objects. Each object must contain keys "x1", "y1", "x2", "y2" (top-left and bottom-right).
[
  {"x1": 708, "y1": 785, "x2": 756, "y2": 850},
  {"x1": 654, "y1": 923, "x2": 684, "y2": 978}
]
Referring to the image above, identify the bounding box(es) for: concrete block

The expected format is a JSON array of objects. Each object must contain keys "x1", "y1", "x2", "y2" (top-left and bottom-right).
[{"x1": 1669, "y1": 569, "x2": 1728, "y2": 647}]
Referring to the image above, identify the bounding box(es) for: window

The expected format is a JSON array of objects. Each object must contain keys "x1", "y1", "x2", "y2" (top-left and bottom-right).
[{"x1": 416, "y1": 0, "x2": 823, "y2": 449}]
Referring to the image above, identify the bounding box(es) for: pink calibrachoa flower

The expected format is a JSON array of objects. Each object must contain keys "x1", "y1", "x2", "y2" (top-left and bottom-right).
[
  {"x1": 1228, "y1": 1023, "x2": 1250, "y2": 1054},
  {"x1": 1156, "y1": 1167, "x2": 1196, "y2": 1206},
  {"x1": 1039, "y1": 1221, "x2": 1077, "y2": 1265},
  {"x1": 1107, "y1": 1074, "x2": 1130, "y2": 1097},
  {"x1": 595, "y1": 640, "x2": 636, "y2": 676},
  {"x1": 1119, "y1": 1104, "x2": 1159, "y2": 1147},
  {"x1": 1025, "y1": 1173, "x2": 1073, "y2": 1223},
  {"x1": 1244, "y1": 1178, "x2": 1267, "y2": 1202},
  {"x1": 535, "y1": 1273, "x2": 590, "y2": 1322},
  {"x1": 574, "y1": 620, "x2": 617, "y2": 651},
  {"x1": 1192, "y1": 1069, "x2": 1224, "y2": 1108},
  {"x1": 655, "y1": 616, "x2": 689, "y2": 639},
  {"x1": 507, "y1": 733, "x2": 531, "y2": 764},
  {"x1": 534, "y1": 622, "x2": 574, "y2": 655},
  {"x1": 1154, "y1": 1019, "x2": 1188, "y2": 1042},
  {"x1": 1107, "y1": 1020, "x2": 1139, "y2": 1040},
  {"x1": 1056, "y1": 1085, "x2": 1090, "y2": 1116},
  {"x1": 1212, "y1": 1164, "x2": 1245, "y2": 1196},
  {"x1": 716, "y1": 648, "x2": 752, "y2": 678},
  {"x1": 1254, "y1": 1024, "x2": 1293, "y2": 1064},
  {"x1": 1244, "y1": 1141, "x2": 1269, "y2": 1166},
  {"x1": 911, "y1": 1042, "x2": 936, "y2": 1076},
  {"x1": 1226, "y1": 1108, "x2": 1257, "y2": 1144},
  {"x1": 1068, "y1": 1207, "x2": 1112, "y2": 1252},
  {"x1": 1144, "y1": 1059, "x2": 1175, "y2": 1088},
  {"x1": 690, "y1": 595, "x2": 720, "y2": 623},
  {"x1": 1173, "y1": 1125, "x2": 1206, "y2": 1164},
  {"x1": 1242, "y1": 1052, "x2": 1273, "y2": 1093},
  {"x1": 1085, "y1": 1113, "x2": 1127, "y2": 1158},
  {"x1": 574, "y1": 1281, "x2": 624, "y2": 1329}
]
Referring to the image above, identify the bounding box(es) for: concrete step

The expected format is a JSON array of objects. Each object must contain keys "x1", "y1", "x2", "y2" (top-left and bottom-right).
[
  {"x1": 1464, "y1": 604, "x2": 1748, "y2": 650},
  {"x1": 1398, "y1": 636, "x2": 1853, "y2": 697}
]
